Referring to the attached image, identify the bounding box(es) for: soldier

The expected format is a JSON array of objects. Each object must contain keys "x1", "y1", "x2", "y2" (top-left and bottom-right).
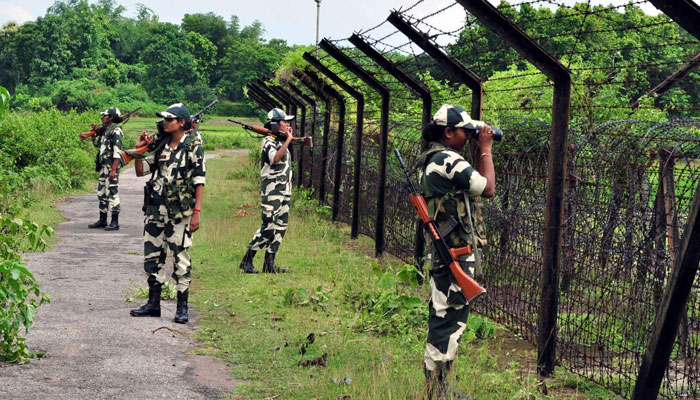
[
  {"x1": 189, "y1": 117, "x2": 203, "y2": 145},
  {"x1": 414, "y1": 104, "x2": 495, "y2": 399},
  {"x1": 130, "y1": 103, "x2": 205, "y2": 324},
  {"x1": 239, "y1": 108, "x2": 296, "y2": 274},
  {"x1": 84, "y1": 107, "x2": 123, "y2": 231}
]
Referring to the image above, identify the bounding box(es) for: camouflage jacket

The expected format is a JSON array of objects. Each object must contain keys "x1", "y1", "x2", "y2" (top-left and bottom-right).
[
  {"x1": 415, "y1": 142, "x2": 488, "y2": 252},
  {"x1": 192, "y1": 129, "x2": 203, "y2": 145},
  {"x1": 93, "y1": 123, "x2": 123, "y2": 167},
  {"x1": 142, "y1": 133, "x2": 206, "y2": 220},
  {"x1": 260, "y1": 136, "x2": 292, "y2": 192}
]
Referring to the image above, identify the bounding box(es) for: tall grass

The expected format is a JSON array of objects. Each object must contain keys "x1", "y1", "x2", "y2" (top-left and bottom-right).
[{"x1": 188, "y1": 154, "x2": 618, "y2": 399}]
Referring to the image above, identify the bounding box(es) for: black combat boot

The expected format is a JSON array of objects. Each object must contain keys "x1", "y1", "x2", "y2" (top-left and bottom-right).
[
  {"x1": 88, "y1": 212, "x2": 108, "y2": 229},
  {"x1": 174, "y1": 290, "x2": 188, "y2": 324},
  {"x1": 130, "y1": 283, "x2": 161, "y2": 317},
  {"x1": 104, "y1": 212, "x2": 120, "y2": 231},
  {"x1": 424, "y1": 361, "x2": 470, "y2": 400},
  {"x1": 262, "y1": 252, "x2": 289, "y2": 273},
  {"x1": 239, "y1": 248, "x2": 259, "y2": 274}
]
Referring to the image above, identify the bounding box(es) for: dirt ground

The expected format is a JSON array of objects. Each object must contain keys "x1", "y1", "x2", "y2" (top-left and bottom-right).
[{"x1": 0, "y1": 151, "x2": 245, "y2": 400}]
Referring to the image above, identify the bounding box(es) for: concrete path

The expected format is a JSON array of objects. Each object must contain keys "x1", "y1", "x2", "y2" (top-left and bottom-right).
[{"x1": 0, "y1": 150, "x2": 247, "y2": 400}]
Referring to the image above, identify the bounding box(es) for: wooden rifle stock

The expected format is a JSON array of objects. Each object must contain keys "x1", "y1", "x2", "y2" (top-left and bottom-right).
[
  {"x1": 120, "y1": 145, "x2": 150, "y2": 166},
  {"x1": 395, "y1": 150, "x2": 486, "y2": 303},
  {"x1": 120, "y1": 133, "x2": 158, "y2": 166},
  {"x1": 79, "y1": 130, "x2": 96, "y2": 140},
  {"x1": 79, "y1": 125, "x2": 99, "y2": 140},
  {"x1": 228, "y1": 119, "x2": 312, "y2": 147}
]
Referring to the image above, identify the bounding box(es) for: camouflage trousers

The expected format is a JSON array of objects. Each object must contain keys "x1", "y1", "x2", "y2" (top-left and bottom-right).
[
  {"x1": 143, "y1": 215, "x2": 192, "y2": 293},
  {"x1": 97, "y1": 165, "x2": 120, "y2": 214},
  {"x1": 424, "y1": 255, "x2": 475, "y2": 372},
  {"x1": 247, "y1": 180, "x2": 291, "y2": 254}
]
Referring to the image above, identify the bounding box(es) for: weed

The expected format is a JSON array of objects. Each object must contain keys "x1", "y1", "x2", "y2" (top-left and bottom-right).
[{"x1": 124, "y1": 280, "x2": 178, "y2": 302}]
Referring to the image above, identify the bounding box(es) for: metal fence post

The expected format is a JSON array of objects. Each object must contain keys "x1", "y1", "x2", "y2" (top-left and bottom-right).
[
  {"x1": 320, "y1": 38, "x2": 390, "y2": 257},
  {"x1": 294, "y1": 69, "x2": 336, "y2": 203},
  {"x1": 456, "y1": 0, "x2": 572, "y2": 376},
  {"x1": 265, "y1": 83, "x2": 305, "y2": 165},
  {"x1": 631, "y1": 52, "x2": 700, "y2": 109},
  {"x1": 251, "y1": 81, "x2": 285, "y2": 110},
  {"x1": 631, "y1": 177, "x2": 700, "y2": 399},
  {"x1": 349, "y1": 32, "x2": 434, "y2": 275},
  {"x1": 246, "y1": 87, "x2": 273, "y2": 110},
  {"x1": 288, "y1": 82, "x2": 318, "y2": 188},
  {"x1": 303, "y1": 52, "x2": 365, "y2": 234},
  {"x1": 258, "y1": 79, "x2": 293, "y2": 116},
  {"x1": 248, "y1": 83, "x2": 282, "y2": 110},
  {"x1": 387, "y1": 12, "x2": 482, "y2": 121},
  {"x1": 304, "y1": 67, "x2": 345, "y2": 213}
]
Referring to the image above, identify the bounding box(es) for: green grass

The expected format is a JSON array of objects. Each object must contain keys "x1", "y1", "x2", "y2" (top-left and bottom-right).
[
  {"x1": 189, "y1": 154, "x2": 621, "y2": 399},
  {"x1": 121, "y1": 116, "x2": 262, "y2": 151}
]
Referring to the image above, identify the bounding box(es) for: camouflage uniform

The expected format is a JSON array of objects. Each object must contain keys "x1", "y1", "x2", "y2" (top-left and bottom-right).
[
  {"x1": 193, "y1": 129, "x2": 203, "y2": 145},
  {"x1": 415, "y1": 142, "x2": 488, "y2": 378},
  {"x1": 247, "y1": 136, "x2": 292, "y2": 254},
  {"x1": 93, "y1": 124, "x2": 123, "y2": 214},
  {"x1": 141, "y1": 133, "x2": 206, "y2": 292}
]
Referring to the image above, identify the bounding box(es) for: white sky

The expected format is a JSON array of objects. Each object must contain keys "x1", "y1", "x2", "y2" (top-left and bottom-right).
[{"x1": 0, "y1": 0, "x2": 665, "y2": 48}]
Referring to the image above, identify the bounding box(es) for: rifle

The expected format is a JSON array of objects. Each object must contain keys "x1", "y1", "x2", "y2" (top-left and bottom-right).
[
  {"x1": 394, "y1": 149, "x2": 486, "y2": 303},
  {"x1": 190, "y1": 99, "x2": 218, "y2": 126},
  {"x1": 119, "y1": 106, "x2": 142, "y2": 127},
  {"x1": 78, "y1": 107, "x2": 142, "y2": 140},
  {"x1": 78, "y1": 124, "x2": 104, "y2": 141},
  {"x1": 120, "y1": 102, "x2": 215, "y2": 166},
  {"x1": 227, "y1": 119, "x2": 313, "y2": 148}
]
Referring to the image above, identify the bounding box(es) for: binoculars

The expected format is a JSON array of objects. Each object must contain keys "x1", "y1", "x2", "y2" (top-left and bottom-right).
[{"x1": 466, "y1": 127, "x2": 503, "y2": 141}]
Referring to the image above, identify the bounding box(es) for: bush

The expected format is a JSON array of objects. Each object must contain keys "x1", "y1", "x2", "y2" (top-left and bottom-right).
[
  {"x1": 49, "y1": 78, "x2": 113, "y2": 112},
  {"x1": 0, "y1": 216, "x2": 51, "y2": 363},
  {"x1": 184, "y1": 81, "x2": 214, "y2": 108},
  {"x1": 0, "y1": 89, "x2": 51, "y2": 364},
  {"x1": 114, "y1": 83, "x2": 150, "y2": 103},
  {"x1": 211, "y1": 100, "x2": 257, "y2": 117},
  {"x1": 0, "y1": 109, "x2": 95, "y2": 212}
]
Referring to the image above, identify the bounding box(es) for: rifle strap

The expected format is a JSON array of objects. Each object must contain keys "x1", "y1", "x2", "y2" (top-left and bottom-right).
[{"x1": 463, "y1": 191, "x2": 482, "y2": 277}]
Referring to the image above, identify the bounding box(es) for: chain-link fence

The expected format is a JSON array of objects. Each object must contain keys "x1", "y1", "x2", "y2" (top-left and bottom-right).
[{"x1": 246, "y1": 1, "x2": 700, "y2": 397}]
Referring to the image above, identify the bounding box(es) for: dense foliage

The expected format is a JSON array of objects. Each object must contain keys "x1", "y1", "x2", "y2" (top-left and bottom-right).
[
  {"x1": 0, "y1": 216, "x2": 51, "y2": 363},
  {"x1": 447, "y1": 1, "x2": 700, "y2": 118},
  {"x1": 0, "y1": 110, "x2": 94, "y2": 214},
  {"x1": 0, "y1": 88, "x2": 51, "y2": 363},
  {"x1": 0, "y1": 0, "x2": 294, "y2": 113}
]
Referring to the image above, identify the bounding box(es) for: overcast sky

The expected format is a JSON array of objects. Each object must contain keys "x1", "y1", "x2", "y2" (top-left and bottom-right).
[{"x1": 1, "y1": 0, "x2": 662, "y2": 48}]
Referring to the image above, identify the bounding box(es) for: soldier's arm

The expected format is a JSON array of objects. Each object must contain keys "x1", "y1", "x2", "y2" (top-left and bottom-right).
[
  {"x1": 427, "y1": 151, "x2": 487, "y2": 197},
  {"x1": 273, "y1": 126, "x2": 294, "y2": 163},
  {"x1": 189, "y1": 184, "x2": 204, "y2": 233},
  {"x1": 134, "y1": 132, "x2": 153, "y2": 177},
  {"x1": 273, "y1": 135, "x2": 293, "y2": 163},
  {"x1": 189, "y1": 145, "x2": 206, "y2": 233},
  {"x1": 135, "y1": 159, "x2": 144, "y2": 177},
  {"x1": 110, "y1": 128, "x2": 123, "y2": 178},
  {"x1": 475, "y1": 126, "x2": 495, "y2": 198}
]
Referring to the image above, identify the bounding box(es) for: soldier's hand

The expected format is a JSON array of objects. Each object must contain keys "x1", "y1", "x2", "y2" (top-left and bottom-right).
[
  {"x1": 109, "y1": 170, "x2": 116, "y2": 180},
  {"x1": 90, "y1": 123, "x2": 99, "y2": 131},
  {"x1": 190, "y1": 213, "x2": 200, "y2": 233},
  {"x1": 281, "y1": 125, "x2": 293, "y2": 140},
  {"x1": 135, "y1": 131, "x2": 151, "y2": 147},
  {"x1": 476, "y1": 125, "x2": 494, "y2": 150}
]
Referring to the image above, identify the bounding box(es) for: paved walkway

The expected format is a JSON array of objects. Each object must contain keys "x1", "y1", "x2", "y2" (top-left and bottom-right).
[{"x1": 0, "y1": 150, "x2": 247, "y2": 400}]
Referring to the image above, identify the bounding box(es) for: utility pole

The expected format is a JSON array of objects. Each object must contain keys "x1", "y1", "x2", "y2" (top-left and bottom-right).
[{"x1": 315, "y1": 0, "x2": 322, "y2": 57}]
